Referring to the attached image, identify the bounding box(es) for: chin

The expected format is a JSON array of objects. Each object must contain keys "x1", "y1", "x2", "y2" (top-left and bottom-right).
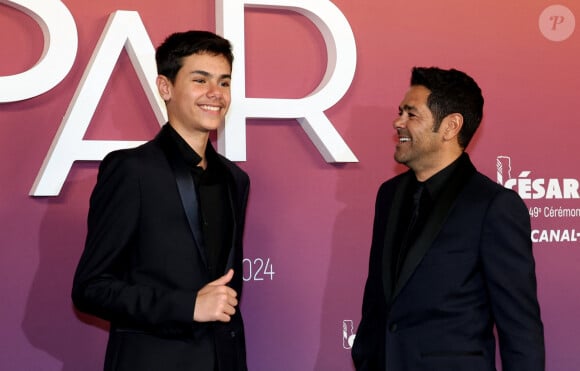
[
  {"x1": 394, "y1": 152, "x2": 405, "y2": 164},
  {"x1": 202, "y1": 122, "x2": 224, "y2": 131}
]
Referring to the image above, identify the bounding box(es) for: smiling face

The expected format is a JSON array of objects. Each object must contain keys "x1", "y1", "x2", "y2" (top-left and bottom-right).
[
  {"x1": 157, "y1": 52, "x2": 231, "y2": 138},
  {"x1": 393, "y1": 85, "x2": 448, "y2": 179}
]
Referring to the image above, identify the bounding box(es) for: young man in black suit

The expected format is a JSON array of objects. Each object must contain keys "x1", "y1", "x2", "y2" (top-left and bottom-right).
[
  {"x1": 72, "y1": 30, "x2": 249, "y2": 371},
  {"x1": 352, "y1": 67, "x2": 544, "y2": 371}
]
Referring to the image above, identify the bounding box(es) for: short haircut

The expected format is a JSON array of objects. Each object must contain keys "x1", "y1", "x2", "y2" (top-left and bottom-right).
[
  {"x1": 155, "y1": 30, "x2": 233, "y2": 83},
  {"x1": 411, "y1": 67, "x2": 484, "y2": 148}
]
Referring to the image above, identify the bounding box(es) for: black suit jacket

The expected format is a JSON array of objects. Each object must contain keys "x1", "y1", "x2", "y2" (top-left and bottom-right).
[
  {"x1": 352, "y1": 154, "x2": 544, "y2": 371},
  {"x1": 72, "y1": 124, "x2": 250, "y2": 371}
]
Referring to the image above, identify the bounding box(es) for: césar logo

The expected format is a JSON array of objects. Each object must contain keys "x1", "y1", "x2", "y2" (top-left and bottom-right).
[{"x1": 496, "y1": 156, "x2": 580, "y2": 200}]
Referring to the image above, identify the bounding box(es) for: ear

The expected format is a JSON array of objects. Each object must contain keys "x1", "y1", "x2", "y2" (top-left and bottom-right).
[
  {"x1": 156, "y1": 75, "x2": 172, "y2": 101},
  {"x1": 442, "y1": 113, "x2": 463, "y2": 141}
]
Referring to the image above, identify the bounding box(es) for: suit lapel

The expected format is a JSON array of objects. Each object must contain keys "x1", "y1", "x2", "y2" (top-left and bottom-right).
[
  {"x1": 391, "y1": 155, "x2": 477, "y2": 301},
  {"x1": 157, "y1": 126, "x2": 209, "y2": 268},
  {"x1": 215, "y1": 154, "x2": 238, "y2": 274}
]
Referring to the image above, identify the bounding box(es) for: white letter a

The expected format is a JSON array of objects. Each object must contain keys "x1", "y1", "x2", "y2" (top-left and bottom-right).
[{"x1": 30, "y1": 10, "x2": 166, "y2": 196}]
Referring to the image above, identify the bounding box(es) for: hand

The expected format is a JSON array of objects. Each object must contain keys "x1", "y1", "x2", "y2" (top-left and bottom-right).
[{"x1": 193, "y1": 269, "x2": 238, "y2": 322}]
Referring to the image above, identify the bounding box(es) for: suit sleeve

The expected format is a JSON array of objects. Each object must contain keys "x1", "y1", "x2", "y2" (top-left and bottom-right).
[
  {"x1": 71, "y1": 151, "x2": 195, "y2": 331},
  {"x1": 480, "y1": 189, "x2": 545, "y2": 371}
]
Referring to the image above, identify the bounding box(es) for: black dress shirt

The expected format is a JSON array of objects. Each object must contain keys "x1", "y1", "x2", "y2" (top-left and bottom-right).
[
  {"x1": 393, "y1": 153, "x2": 468, "y2": 281},
  {"x1": 167, "y1": 125, "x2": 233, "y2": 280}
]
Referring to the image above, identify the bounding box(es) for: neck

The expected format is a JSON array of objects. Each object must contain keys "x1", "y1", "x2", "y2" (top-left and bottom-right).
[{"x1": 414, "y1": 151, "x2": 463, "y2": 182}]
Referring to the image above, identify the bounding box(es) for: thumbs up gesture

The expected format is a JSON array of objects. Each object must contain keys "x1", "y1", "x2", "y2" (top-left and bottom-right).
[{"x1": 193, "y1": 269, "x2": 238, "y2": 322}]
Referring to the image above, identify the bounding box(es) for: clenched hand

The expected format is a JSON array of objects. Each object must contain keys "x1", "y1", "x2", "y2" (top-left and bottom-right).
[{"x1": 193, "y1": 269, "x2": 238, "y2": 322}]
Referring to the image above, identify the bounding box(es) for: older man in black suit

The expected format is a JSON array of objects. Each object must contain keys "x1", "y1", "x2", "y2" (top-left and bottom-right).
[{"x1": 352, "y1": 67, "x2": 544, "y2": 371}]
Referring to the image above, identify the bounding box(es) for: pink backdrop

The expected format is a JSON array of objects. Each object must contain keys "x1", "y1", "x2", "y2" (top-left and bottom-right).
[{"x1": 1, "y1": 1, "x2": 579, "y2": 370}]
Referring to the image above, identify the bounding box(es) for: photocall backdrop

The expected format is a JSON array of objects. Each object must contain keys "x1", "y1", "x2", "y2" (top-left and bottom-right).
[{"x1": 1, "y1": 0, "x2": 579, "y2": 370}]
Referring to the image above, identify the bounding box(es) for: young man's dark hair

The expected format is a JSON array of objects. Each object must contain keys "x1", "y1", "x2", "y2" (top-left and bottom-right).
[{"x1": 156, "y1": 30, "x2": 234, "y2": 82}]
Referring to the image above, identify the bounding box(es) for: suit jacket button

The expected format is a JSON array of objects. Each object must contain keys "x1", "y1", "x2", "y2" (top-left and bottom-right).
[
  {"x1": 230, "y1": 330, "x2": 236, "y2": 338},
  {"x1": 389, "y1": 323, "x2": 398, "y2": 332}
]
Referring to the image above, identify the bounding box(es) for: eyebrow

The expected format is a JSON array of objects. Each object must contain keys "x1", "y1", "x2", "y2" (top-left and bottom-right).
[
  {"x1": 190, "y1": 70, "x2": 231, "y2": 80},
  {"x1": 400, "y1": 104, "x2": 418, "y2": 112}
]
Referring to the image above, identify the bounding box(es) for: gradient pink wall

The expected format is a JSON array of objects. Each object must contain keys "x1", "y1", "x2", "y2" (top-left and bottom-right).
[{"x1": 1, "y1": 1, "x2": 579, "y2": 370}]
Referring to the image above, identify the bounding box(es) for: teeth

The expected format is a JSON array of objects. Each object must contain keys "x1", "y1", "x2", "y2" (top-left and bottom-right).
[
  {"x1": 200, "y1": 105, "x2": 220, "y2": 111},
  {"x1": 399, "y1": 137, "x2": 411, "y2": 143}
]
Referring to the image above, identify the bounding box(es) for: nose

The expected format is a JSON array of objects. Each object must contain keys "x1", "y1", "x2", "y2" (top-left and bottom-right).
[
  {"x1": 206, "y1": 81, "x2": 223, "y2": 99},
  {"x1": 392, "y1": 115, "x2": 404, "y2": 130}
]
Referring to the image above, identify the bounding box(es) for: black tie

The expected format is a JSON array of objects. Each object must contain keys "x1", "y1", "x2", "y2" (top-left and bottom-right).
[
  {"x1": 395, "y1": 182, "x2": 425, "y2": 279},
  {"x1": 409, "y1": 183, "x2": 424, "y2": 231}
]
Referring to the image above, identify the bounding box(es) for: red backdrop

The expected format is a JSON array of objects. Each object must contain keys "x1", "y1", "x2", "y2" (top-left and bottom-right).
[{"x1": 1, "y1": 1, "x2": 579, "y2": 370}]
